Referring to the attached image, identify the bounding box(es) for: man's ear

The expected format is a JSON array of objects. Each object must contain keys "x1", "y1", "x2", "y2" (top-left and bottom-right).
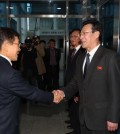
[
  {"x1": 95, "y1": 31, "x2": 100, "y2": 39},
  {"x1": 2, "y1": 41, "x2": 9, "y2": 53}
]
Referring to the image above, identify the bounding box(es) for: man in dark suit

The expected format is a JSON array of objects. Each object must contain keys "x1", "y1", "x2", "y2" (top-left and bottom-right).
[
  {"x1": 44, "y1": 39, "x2": 61, "y2": 91},
  {"x1": 65, "y1": 29, "x2": 85, "y2": 134},
  {"x1": 0, "y1": 27, "x2": 59, "y2": 134},
  {"x1": 54, "y1": 19, "x2": 120, "y2": 134}
]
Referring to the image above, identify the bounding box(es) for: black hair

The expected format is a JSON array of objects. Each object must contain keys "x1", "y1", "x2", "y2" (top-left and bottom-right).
[
  {"x1": 40, "y1": 40, "x2": 46, "y2": 44},
  {"x1": 70, "y1": 28, "x2": 81, "y2": 35},
  {"x1": 32, "y1": 35, "x2": 40, "y2": 41},
  {"x1": 82, "y1": 18, "x2": 102, "y2": 42},
  {"x1": 49, "y1": 39, "x2": 56, "y2": 43},
  {"x1": 0, "y1": 27, "x2": 19, "y2": 49},
  {"x1": 25, "y1": 38, "x2": 32, "y2": 44}
]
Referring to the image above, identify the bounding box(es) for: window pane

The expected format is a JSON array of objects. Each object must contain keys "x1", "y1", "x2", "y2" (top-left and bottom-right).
[
  {"x1": 0, "y1": 2, "x2": 6, "y2": 15},
  {"x1": 9, "y1": 18, "x2": 66, "y2": 43},
  {"x1": 0, "y1": 18, "x2": 7, "y2": 27},
  {"x1": 69, "y1": 18, "x2": 82, "y2": 31},
  {"x1": 69, "y1": 1, "x2": 82, "y2": 15},
  {"x1": 9, "y1": 1, "x2": 66, "y2": 15},
  {"x1": 99, "y1": 0, "x2": 115, "y2": 49},
  {"x1": 69, "y1": 1, "x2": 97, "y2": 15}
]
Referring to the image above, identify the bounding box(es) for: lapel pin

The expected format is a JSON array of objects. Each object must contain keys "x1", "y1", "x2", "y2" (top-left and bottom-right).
[{"x1": 97, "y1": 66, "x2": 103, "y2": 70}]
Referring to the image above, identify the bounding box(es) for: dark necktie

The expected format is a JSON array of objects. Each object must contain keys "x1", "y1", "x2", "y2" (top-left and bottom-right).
[
  {"x1": 50, "y1": 49, "x2": 56, "y2": 65},
  {"x1": 71, "y1": 48, "x2": 76, "y2": 59},
  {"x1": 84, "y1": 53, "x2": 90, "y2": 78}
]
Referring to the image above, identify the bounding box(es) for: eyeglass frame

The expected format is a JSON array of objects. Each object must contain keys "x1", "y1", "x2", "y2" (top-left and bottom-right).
[
  {"x1": 80, "y1": 31, "x2": 95, "y2": 36},
  {"x1": 8, "y1": 42, "x2": 21, "y2": 47}
]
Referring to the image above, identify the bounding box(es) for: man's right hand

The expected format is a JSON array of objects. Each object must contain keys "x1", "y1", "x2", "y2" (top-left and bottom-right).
[{"x1": 52, "y1": 90, "x2": 65, "y2": 104}]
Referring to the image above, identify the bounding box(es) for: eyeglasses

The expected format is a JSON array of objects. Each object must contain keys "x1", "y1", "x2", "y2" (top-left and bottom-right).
[
  {"x1": 80, "y1": 31, "x2": 93, "y2": 36},
  {"x1": 8, "y1": 41, "x2": 21, "y2": 47},
  {"x1": 13, "y1": 43, "x2": 21, "y2": 47}
]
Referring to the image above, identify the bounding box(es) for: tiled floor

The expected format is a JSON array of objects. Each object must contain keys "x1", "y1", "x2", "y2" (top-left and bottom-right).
[
  {"x1": 19, "y1": 70, "x2": 72, "y2": 134},
  {"x1": 19, "y1": 101, "x2": 73, "y2": 134},
  {"x1": 19, "y1": 100, "x2": 120, "y2": 134}
]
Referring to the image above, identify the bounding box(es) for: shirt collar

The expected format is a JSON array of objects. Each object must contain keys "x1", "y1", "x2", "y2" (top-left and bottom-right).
[
  {"x1": 87, "y1": 44, "x2": 100, "y2": 61},
  {"x1": 75, "y1": 44, "x2": 81, "y2": 52},
  {"x1": 75, "y1": 45, "x2": 81, "y2": 53},
  {"x1": 0, "y1": 54, "x2": 12, "y2": 66}
]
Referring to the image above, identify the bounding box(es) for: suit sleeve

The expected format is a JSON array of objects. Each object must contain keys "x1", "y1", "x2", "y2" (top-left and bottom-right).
[
  {"x1": 8, "y1": 70, "x2": 53, "y2": 104},
  {"x1": 61, "y1": 57, "x2": 81, "y2": 100},
  {"x1": 107, "y1": 54, "x2": 120, "y2": 122}
]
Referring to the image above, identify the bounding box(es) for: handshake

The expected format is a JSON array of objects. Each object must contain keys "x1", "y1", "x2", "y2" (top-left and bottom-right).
[{"x1": 52, "y1": 90, "x2": 65, "y2": 104}]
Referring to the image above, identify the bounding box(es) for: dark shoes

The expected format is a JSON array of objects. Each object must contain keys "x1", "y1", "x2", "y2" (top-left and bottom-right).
[
  {"x1": 67, "y1": 125, "x2": 73, "y2": 129},
  {"x1": 66, "y1": 131, "x2": 74, "y2": 134}
]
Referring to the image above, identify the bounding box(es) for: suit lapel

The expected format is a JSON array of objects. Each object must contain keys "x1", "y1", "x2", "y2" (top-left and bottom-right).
[
  {"x1": 69, "y1": 47, "x2": 85, "y2": 64},
  {"x1": 0, "y1": 56, "x2": 11, "y2": 66},
  {"x1": 83, "y1": 46, "x2": 104, "y2": 85}
]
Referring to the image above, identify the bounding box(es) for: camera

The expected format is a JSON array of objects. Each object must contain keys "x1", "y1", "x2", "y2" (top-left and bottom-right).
[
  {"x1": 25, "y1": 38, "x2": 33, "y2": 49},
  {"x1": 32, "y1": 36, "x2": 40, "y2": 46}
]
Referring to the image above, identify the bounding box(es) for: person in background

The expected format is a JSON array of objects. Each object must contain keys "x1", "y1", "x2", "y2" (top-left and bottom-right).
[
  {"x1": 34, "y1": 37, "x2": 46, "y2": 90},
  {"x1": 44, "y1": 39, "x2": 61, "y2": 91},
  {"x1": 0, "y1": 27, "x2": 60, "y2": 134},
  {"x1": 54, "y1": 18, "x2": 120, "y2": 134},
  {"x1": 65, "y1": 29, "x2": 85, "y2": 134},
  {"x1": 21, "y1": 37, "x2": 38, "y2": 86}
]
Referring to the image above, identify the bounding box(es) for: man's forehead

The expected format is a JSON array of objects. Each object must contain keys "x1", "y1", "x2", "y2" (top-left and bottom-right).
[
  {"x1": 81, "y1": 24, "x2": 92, "y2": 31},
  {"x1": 13, "y1": 36, "x2": 19, "y2": 42},
  {"x1": 72, "y1": 31, "x2": 80, "y2": 35}
]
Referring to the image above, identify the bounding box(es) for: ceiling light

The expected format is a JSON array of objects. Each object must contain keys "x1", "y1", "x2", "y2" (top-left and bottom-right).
[{"x1": 57, "y1": 7, "x2": 61, "y2": 10}]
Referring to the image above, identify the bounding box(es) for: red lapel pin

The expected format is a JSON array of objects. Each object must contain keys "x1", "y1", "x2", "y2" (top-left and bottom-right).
[{"x1": 97, "y1": 66, "x2": 103, "y2": 70}]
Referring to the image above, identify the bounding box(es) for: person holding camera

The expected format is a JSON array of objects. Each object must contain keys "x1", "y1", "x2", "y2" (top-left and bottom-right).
[
  {"x1": 22, "y1": 37, "x2": 38, "y2": 86},
  {"x1": 33, "y1": 36, "x2": 46, "y2": 90}
]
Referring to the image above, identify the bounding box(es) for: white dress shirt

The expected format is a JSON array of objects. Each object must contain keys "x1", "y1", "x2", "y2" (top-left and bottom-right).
[{"x1": 83, "y1": 44, "x2": 100, "y2": 73}]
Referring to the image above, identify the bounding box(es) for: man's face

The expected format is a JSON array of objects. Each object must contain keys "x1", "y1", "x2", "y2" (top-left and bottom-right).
[
  {"x1": 80, "y1": 24, "x2": 97, "y2": 51},
  {"x1": 7, "y1": 36, "x2": 21, "y2": 61},
  {"x1": 70, "y1": 31, "x2": 80, "y2": 47},
  {"x1": 49, "y1": 41, "x2": 55, "y2": 49}
]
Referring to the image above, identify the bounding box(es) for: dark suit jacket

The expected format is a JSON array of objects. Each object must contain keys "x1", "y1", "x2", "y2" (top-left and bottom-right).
[
  {"x1": 44, "y1": 48, "x2": 61, "y2": 68},
  {"x1": 65, "y1": 46, "x2": 85, "y2": 85},
  {"x1": 0, "y1": 56, "x2": 53, "y2": 134},
  {"x1": 62, "y1": 46, "x2": 120, "y2": 130}
]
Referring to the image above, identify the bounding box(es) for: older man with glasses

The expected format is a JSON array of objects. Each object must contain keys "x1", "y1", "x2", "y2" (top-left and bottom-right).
[{"x1": 54, "y1": 18, "x2": 120, "y2": 134}]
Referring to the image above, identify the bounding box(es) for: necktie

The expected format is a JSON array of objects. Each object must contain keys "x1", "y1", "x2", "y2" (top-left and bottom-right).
[
  {"x1": 71, "y1": 48, "x2": 76, "y2": 59},
  {"x1": 50, "y1": 49, "x2": 56, "y2": 65},
  {"x1": 84, "y1": 53, "x2": 90, "y2": 78}
]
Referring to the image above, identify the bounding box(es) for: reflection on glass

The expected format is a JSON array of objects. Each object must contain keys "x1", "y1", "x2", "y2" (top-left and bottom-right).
[
  {"x1": 99, "y1": 0, "x2": 115, "y2": 49},
  {"x1": 9, "y1": 1, "x2": 66, "y2": 15},
  {"x1": 69, "y1": 1, "x2": 97, "y2": 15},
  {"x1": 0, "y1": 18, "x2": 7, "y2": 27},
  {"x1": 69, "y1": 18, "x2": 82, "y2": 31},
  {"x1": 0, "y1": 2, "x2": 6, "y2": 15},
  {"x1": 9, "y1": 18, "x2": 66, "y2": 43}
]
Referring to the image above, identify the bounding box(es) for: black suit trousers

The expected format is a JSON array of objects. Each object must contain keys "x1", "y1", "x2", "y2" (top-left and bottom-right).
[
  {"x1": 70, "y1": 101, "x2": 81, "y2": 134},
  {"x1": 80, "y1": 123, "x2": 117, "y2": 134}
]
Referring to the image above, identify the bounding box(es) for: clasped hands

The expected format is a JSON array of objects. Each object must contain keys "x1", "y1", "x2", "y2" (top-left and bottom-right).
[{"x1": 52, "y1": 90, "x2": 65, "y2": 104}]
